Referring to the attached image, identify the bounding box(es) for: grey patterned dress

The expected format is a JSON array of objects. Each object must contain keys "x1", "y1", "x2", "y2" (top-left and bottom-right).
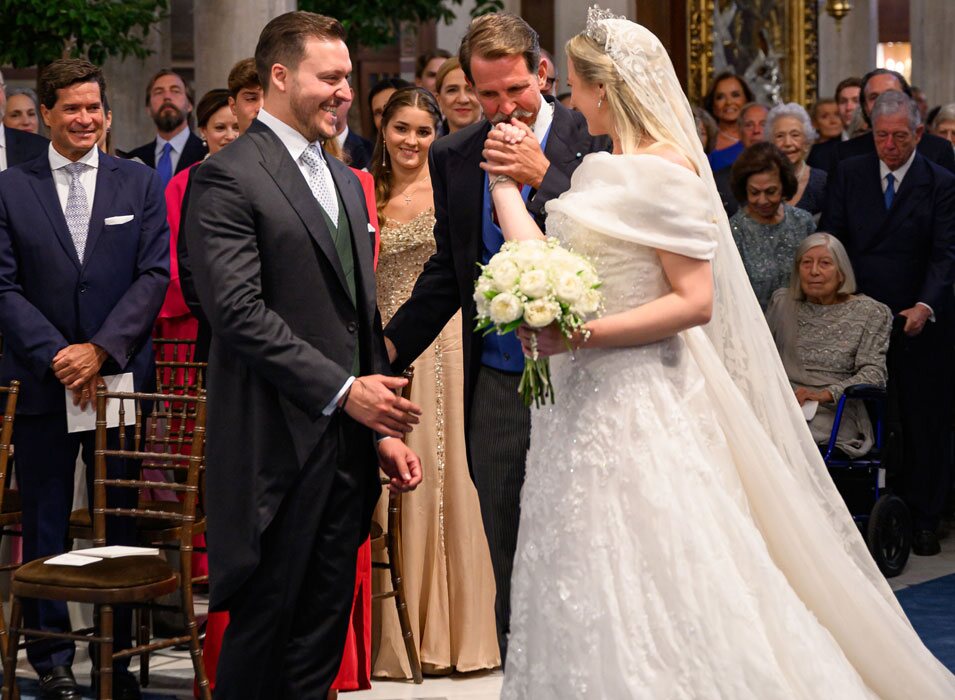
[{"x1": 730, "y1": 204, "x2": 815, "y2": 309}]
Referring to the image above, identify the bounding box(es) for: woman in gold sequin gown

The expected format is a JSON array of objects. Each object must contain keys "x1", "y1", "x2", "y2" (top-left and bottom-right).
[{"x1": 369, "y1": 87, "x2": 500, "y2": 677}]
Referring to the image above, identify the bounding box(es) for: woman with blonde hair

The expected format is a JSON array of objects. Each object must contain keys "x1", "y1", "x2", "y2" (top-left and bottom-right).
[{"x1": 486, "y1": 8, "x2": 955, "y2": 698}]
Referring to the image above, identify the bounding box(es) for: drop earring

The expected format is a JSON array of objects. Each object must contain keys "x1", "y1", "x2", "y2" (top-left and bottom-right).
[
  {"x1": 597, "y1": 95, "x2": 604, "y2": 109},
  {"x1": 381, "y1": 139, "x2": 387, "y2": 166}
]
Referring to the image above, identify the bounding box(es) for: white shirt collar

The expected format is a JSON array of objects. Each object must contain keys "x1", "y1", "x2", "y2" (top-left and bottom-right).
[
  {"x1": 879, "y1": 147, "x2": 917, "y2": 187},
  {"x1": 256, "y1": 108, "x2": 320, "y2": 163},
  {"x1": 532, "y1": 95, "x2": 554, "y2": 143},
  {"x1": 0, "y1": 126, "x2": 5, "y2": 150},
  {"x1": 48, "y1": 142, "x2": 100, "y2": 171},
  {"x1": 158, "y1": 126, "x2": 191, "y2": 154},
  {"x1": 335, "y1": 125, "x2": 349, "y2": 149}
]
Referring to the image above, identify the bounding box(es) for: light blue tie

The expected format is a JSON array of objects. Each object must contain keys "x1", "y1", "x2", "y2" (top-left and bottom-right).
[
  {"x1": 884, "y1": 172, "x2": 896, "y2": 210},
  {"x1": 157, "y1": 141, "x2": 173, "y2": 187},
  {"x1": 63, "y1": 162, "x2": 90, "y2": 262},
  {"x1": 300, "y1": 144, "x2": 339, "y2": 223}
]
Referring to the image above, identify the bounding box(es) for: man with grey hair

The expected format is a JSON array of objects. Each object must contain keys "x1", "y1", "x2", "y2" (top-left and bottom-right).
[
  {"x1": 0, "y1": 69, "x2": 48, "y2": 172},
  {"x1": 822, "y1": 90, "x2": 955, "y2": 557}
]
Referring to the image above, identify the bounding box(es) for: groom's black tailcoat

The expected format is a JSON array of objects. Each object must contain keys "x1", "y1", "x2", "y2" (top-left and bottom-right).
[
  {"x1": 385, "y1": 99, "x2": 608, "y2": 460},
  {"x1": 185, "y1": 119, "x2": 388, "y2": 697}
]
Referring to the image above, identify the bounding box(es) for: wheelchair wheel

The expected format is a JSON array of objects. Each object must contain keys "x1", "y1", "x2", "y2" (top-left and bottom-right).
[{"x1": 866, "y1": 494, "x2": 912, "y2": 578}]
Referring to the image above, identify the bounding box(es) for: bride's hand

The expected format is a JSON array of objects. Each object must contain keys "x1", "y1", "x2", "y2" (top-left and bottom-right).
[
  {"x1": 492, "y1": 120, "x2": 527, "y2": 145},
  {"x1": 517, "y1": 323, "x2": 572, "y2": 357}
]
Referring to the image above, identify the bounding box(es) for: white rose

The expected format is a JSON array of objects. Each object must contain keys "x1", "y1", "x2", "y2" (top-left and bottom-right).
[
  {"x1": 554, "y1": 271, "x2": 585, "y2": 304},
  {"x1": 523, "y1": 298, "x2": 560, "y2": 328},
  {"x1": 572, "y1": 288, "x2": 601, "y2": 315},
  {"x1": 474, "y1": 288, "x2": 491, "y2": 316},
  {"x1": 518, "y1": 269, "x2": 550, "y2": 299},
  {"x1": 488, "y1": 257, "x2": 521, "y2": 291},
  {"x1": 489, "y1": 292, "x2": 523, "y2": 325}
]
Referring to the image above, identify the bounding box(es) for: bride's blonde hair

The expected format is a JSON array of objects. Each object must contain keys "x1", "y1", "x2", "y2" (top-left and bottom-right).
[{"x1": 566, "y1": 33, "x2": 688, "y2": 161}]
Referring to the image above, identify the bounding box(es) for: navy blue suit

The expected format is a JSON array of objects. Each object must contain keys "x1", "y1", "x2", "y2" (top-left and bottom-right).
[
  {"x1": 822, "y1": 151, "x2": 955, "y2": 530},
  {"x1": 0, "y1": 148, "x2": 169, "y2": 673}
]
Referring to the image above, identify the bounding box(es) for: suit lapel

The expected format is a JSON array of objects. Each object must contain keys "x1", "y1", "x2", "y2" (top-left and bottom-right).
[
  {"x1": 875, "y1": 154, "x2": 931, "y2": 244},
  {"x1": 251, "y1": 123, "x2": 350, "y2": 297},
  {"x1": 543, "y1": 101, "x2": 584, "y2": 169},
  {"x1": 141, "y1": 140, "x2": 156, "y2": 168},
  {"x1": 450, "y1": 122, "x2": 490, "y2": 283},
  {"x1": 328, "y1": 157, "x2": 373, "y2": 317},
  {"x1": 81, "y1": 154, "x2": 120, "y2": 267},
  {"x1": 27, "y1": 158, "x2": 81, "y2": 270}
]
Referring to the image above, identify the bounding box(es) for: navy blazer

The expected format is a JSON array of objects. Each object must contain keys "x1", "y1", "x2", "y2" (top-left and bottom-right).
[
  {"x1": 821, "y1": 151, "x2": 955, "y2": 317},
  {"x1": 812, "y1": 131, "x2": 955, "y2": 176},
  {"x1": 0, "y1": 150, "x2": 170, "y2": 414},
  {"x1": 3, "y1": 127, "x2": 48, "y2": 169},
  {"x1": 125, "y1": 131, "x2": 207, "y2": 174}
]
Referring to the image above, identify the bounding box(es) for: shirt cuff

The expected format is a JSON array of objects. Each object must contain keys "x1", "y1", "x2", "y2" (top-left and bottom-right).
[
  {"x1": 323, "y1": 376, "x2": 356, "y2": 416},
  {"x1": 916, "y1": 301, "x2": 936, "y2": 322},
  {"x1": 377, "y1": 435, "x2": 395, "y2": 443}
]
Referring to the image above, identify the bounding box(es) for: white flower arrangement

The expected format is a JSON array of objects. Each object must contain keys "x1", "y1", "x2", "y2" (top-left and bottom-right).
[{"x1": 474, "y1": 238, "x2": 603, "y2": 407}]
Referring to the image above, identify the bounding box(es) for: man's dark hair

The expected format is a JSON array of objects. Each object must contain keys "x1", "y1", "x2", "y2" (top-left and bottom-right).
[
  {"x1": 859, "y1": 68, "x2": 912, "y2": 124},
  {"x1": 255, "y1": 11, "x2": 346, "y2": 95},
  {"x1": 834, "y1": 76, "x2": 862, "y2": 102},
  {"x1": 730, "y1": 142, "x2": 799, "y2": 204},
  {"x1": 415, "y1": 49, "x2": 452, "y2": 79},
  {"x1": 367, "y1": 77, "x2": 412, "y2": 111},
  {"x1": 458, "y1": 13, "x2": 540, "y2": 85},
  {"x1": 38, "y1": 58, "x2": 106, "y2": 110},
  {"x1": 144, "y1": 68, "x2": 191, "y2": 107},
  {"x1": 228, "y1": 58, "x2": 261, "y2": 99}
]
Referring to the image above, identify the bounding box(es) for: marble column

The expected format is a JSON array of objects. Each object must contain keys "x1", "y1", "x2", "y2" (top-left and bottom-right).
[
  {"x1": 910, "y1": 0, "x2": 955, "y2": 109},
  {"x1": 102, "y1": 16, "x2": 172, "y2": 154},
  {"x1": 817, "y1": 0, "x2": 878, "y2": 102},
  {"x1": 193, "y1": 0, "x2": 296, "y2": 106}
]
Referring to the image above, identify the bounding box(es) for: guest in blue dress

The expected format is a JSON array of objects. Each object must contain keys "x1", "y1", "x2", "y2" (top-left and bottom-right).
[{"x1": 703, "y1": 70, "x2": 754, "y2": 170}]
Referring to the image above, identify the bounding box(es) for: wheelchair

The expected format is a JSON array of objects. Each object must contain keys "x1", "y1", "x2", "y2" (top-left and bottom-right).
[{"x1": 821, "y1": 383, "x2": 912, "y2": 578}]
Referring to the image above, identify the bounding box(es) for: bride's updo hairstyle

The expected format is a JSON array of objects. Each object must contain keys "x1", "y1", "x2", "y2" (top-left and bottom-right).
[{"x1": 566, "y1": 33, "x2": 689, "y2": 162}]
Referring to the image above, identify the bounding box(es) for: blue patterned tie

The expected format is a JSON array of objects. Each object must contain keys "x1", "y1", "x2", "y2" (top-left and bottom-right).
[
  {"x1": 157, "y1": 141, "x2": 173, "y2": 187},
  {"x1": 64, "y1": 162, "x2": 91, "y2": 262},
  {"x1": 300, "y1": 144, "x2": 339, "y2": 223},
  {"x1": 884, "y1": 172, "x2": 895, "y2": 210}
]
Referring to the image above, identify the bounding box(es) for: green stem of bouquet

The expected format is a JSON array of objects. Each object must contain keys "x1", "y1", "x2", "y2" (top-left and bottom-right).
[{"x1": 518, "y1": 333, "x2": 555, "y2": 408}]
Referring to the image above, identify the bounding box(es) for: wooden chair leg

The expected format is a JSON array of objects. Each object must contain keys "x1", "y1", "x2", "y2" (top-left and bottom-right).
[
  {"x1": 2, "y1": 597, "x2": 21, "y2": 700},
  {"x1": 387, "y1": 492, "x2": 422, "y2": 684},
  {"x1": 138, "y1": 607, "x2": 150, "y2": 688},
  {"x1": 97, "y1": 605, "x2": 113, "y2": 700}
]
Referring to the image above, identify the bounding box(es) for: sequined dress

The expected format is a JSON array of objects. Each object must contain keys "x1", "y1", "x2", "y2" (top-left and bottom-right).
[{"x1": 372, "y1": 210, "x2": 501, "y2": 677}]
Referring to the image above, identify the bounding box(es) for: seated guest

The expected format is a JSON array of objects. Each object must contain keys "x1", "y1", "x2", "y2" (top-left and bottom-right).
[
  {"x1": 766, "y1": 233, "x2": 892, "y2": 457},
  {"x1": 714, "y1": 101, "x2": 767, "y2": 217},
  {"x1": 0, "y1": 69, "x2": 47, "y2": 171},
  {"x1": 692, "y1": 105, "x2": 717, "y2": 153},
  {"x1": 334, "y1": 87, "x2": 373, "y2": 169},
  {"x1": 729, "y1": 142, "x2": 816, "y2": 309},
  {"x1": 125, "y1": 69, "x2": 207, "y2": 185},
  {"x1": 703, "y1": 70, "x2": 754, "y2": 170},
  {"x1": 811, "y1": 98, "x2": 842, "y2": 143},
  {"x1": 766, "y1": 102, "x2": 827, "y2": 215},
  {"x1": 931, "y1": 104, "x2": 955, "y2": 152},
  {"x1": 0, "y1": 58, "x2": 169, "y2": 700},
  {"x1": 3, "y1": 86, "x2": 41, "y2": 134},
  {"x1": 369, "y1": 77, "x2": 412, "y2": 133},
  {"x1": 226, "y1": 57, "x2": 263, "y2": 133},
  {"x1": 415, "y1": 49, "x2": 451, "y2": 94},
  {"x1": 434, "y1": 57, "x2": 482, "y2": 135}
]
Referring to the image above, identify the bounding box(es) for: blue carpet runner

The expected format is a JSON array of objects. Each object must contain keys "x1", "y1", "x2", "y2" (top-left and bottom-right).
[{"x1": 897, "y1": 572, "x2": 955, "y2": 673}]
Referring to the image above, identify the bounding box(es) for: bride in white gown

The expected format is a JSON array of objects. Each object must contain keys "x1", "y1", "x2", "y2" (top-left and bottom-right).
[{"x1": 484, "y1": 8, "x2": 955, "y2": 699}]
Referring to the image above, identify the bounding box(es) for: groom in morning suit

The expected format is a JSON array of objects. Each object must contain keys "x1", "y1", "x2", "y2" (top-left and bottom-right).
[
  {"x1": 384, "y1": 13, "x2": 610, "y2": 663},
  {"x1": 186, "y1": 13, "x2": 422, "y2": 699}
]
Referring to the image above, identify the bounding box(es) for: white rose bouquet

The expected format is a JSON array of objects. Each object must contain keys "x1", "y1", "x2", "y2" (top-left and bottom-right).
[{"x1": 474, "y1": 238, "x2": 602, "y2": 407}]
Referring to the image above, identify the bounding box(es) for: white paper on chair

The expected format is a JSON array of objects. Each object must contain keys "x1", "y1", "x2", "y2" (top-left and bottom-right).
[
  {"x1": 44, "y1": 553, "x2": 102, "y2": 566},
  {"x1": 74, "y1": 546, "x2": 159, "y2": 559},
  {"x1": 65, "y1": 373, "x2": 134, "y2": 433},
  {"x1": 802, "y1": 400, "x2": 818, "y2": 421}
]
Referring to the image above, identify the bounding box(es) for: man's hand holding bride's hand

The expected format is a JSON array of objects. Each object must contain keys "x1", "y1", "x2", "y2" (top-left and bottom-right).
[
  {"x1": 342, "y1": 374, "x2": 422, "y2": 438},
  {"x1": 481, "y1": 119, "x2": 549, "y2": 189},
  {"x1": 517, "y1": 323, "x2": 580, "y2": 358},
  {"x1": 378, "y1": 438, "x2": 423, "y2": 493}
]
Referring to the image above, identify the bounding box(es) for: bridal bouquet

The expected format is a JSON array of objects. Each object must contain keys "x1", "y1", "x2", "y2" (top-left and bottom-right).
[{"x1": 474, "y1": 238, "x2": 602, "y2": 407}]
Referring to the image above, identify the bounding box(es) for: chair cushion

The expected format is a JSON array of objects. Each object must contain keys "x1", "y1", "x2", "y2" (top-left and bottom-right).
[{"x1": 15, "y1": 555, "x2": 174, "y2": 589}]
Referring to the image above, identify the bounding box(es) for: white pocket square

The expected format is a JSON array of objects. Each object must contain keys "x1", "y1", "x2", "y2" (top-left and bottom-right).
[
  {"x1": 367, "y1": 223, "x2": 376, "y2": 233},
  {"x1": 104, "y1": 215, "x2": 134, "y2": 226}
]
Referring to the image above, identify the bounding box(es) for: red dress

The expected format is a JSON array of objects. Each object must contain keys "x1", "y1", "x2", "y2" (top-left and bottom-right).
[{"x1": 198, "y1": 168, "x2": 380, "y2": 695}]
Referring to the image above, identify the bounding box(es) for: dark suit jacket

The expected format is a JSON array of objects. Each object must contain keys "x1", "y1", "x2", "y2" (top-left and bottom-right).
[
  {"x1": 384, "y1": 100, "x2": 609, "y2": 463},
  {"x1": 343, "y1": 130, "x2": 373, "y2": 171},
  {"x1": 714, "y1": 165, "x2": 738, "y2": 217},
  {"x1": 126, "y1": 131, "x2": 207, "y2": 173},
  {"x1": 821, "y1": 152, "x2": 955, "y2": 318},
  {"x1": 813, "y1": 131, "x2": 955, "y2": 175},
  {"x1": 0, "y1": 151, "x2": 170, "y2": 414},
  {"x1": 185, "y1": 119, "x2": 388, "y2": 608},
  {"x1": 4, "y1": 126, "x2": 48, "y2": 169}
]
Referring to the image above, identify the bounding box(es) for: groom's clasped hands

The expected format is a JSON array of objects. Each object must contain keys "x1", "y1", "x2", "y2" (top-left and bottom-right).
[{"x1": 481, "y1": 119, "x2": 548, "y2": 189}]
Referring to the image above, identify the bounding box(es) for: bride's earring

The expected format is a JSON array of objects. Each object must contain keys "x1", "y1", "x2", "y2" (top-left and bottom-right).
[{"x1": 597, "y1": 94, "x2": 604, "y2": 109}]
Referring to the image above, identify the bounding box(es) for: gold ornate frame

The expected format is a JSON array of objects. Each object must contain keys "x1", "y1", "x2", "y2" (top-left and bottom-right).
[{"x1": 687, "y1": 0, "x2": 818, "y2": 107}]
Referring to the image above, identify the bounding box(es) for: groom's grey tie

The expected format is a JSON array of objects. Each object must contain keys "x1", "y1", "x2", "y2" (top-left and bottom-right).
[
  {"x1": 301, "y1": 143, "x2": 339, "y2": 223},
  {"x1": 64, "y1": 162, "x2": 91, "y2": 262}
]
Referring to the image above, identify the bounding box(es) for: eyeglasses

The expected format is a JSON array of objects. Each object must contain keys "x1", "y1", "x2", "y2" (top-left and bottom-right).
[{"x1": 544, "y1": 77, "x2": 557, "y2": 89}]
